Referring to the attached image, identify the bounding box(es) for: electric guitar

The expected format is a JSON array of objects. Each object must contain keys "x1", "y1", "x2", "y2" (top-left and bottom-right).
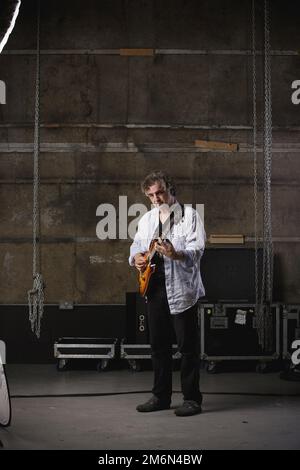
[
  {"x1": 138, "y1": 206, "x2": 184, "y2": 297},
  {"x1": 138, "y1": 238, "x2": 164, "y2": 297}
]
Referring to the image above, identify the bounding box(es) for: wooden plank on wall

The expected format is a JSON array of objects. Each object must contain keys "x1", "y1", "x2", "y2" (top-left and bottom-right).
[
  {"x1": 195, "y1": 139, "x2": 238, "y2": 151},
  {"x1": 209, "y1": 234, "x2": 245, "y2": 244},
  {"x1": 119, "y1": 48, "x2": 154, "y2": 56}
]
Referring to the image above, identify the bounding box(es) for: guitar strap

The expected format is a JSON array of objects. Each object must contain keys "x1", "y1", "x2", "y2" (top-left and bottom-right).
[{"x1": 152, "y1": 203, "x2": 185, "y2": 241}]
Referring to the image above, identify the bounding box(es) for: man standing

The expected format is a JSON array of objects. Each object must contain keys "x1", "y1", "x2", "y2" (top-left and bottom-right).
[{"x1": 129, "y1": 171, "x2": 206, "y2": 416}]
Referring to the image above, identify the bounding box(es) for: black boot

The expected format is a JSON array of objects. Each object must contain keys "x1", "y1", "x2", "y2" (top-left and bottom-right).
[{"x1": 136, "y1": 396, "x2": 171, "y2": 412}]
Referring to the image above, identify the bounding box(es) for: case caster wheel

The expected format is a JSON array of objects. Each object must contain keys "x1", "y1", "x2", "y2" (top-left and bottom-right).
[
  {"x1": 206, "y1": 361, "x2": 217, "y2": 374},
  {"x1": 256, "y1": 362, "x2": 268, "y2": 373},
  {"x1": 96, "y1": 359, "x2": 109, "y2": 372},
  {"x1": 56, "y1": 359, "x2": 68, "y2": 371},
  {"x1": 128, "y1": 360, "x2": 142, "y2": 372}
]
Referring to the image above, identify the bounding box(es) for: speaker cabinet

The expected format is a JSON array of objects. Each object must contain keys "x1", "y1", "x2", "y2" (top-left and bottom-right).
[{"x1": 126, "y1": 292, "x2": 149, "y2": 344}]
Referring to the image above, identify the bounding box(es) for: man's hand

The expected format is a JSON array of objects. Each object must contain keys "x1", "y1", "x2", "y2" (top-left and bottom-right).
[
  {"x1": 155, "y1": 239, "x2": 184, "y2": 261},
  {"x1": 134, "y1": 253, "x2": 147, "y2": 272}
]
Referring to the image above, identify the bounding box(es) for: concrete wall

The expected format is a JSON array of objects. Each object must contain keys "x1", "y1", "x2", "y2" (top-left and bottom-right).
[{"x1": 0, "y1": 0, "x2": 300, "y2": 304}]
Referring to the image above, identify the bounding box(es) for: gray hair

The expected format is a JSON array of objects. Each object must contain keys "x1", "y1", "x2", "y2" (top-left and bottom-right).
[{"x1": 141, "y1": 170, "x2": 176, "y2": 196}]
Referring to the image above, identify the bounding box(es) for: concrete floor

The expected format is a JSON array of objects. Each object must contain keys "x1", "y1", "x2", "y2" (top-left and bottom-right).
[{"x1": 1, "y1": 364, "x2": 300, "y2": 450}]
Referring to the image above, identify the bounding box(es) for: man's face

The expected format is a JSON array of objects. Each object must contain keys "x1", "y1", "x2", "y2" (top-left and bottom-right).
[{"x1": 145, "y1": 181, "x2": 172, "y2": 207}]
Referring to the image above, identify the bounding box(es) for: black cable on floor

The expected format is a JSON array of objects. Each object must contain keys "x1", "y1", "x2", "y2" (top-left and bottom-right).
[{"x1": 10, "y1": 390, "x2": 300, "y2": 398}]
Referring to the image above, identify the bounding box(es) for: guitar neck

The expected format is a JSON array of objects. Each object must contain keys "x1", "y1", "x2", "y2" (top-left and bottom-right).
[
  {"x1": 147, "y1": 205, "x2": 182, "y2": 263},
  {"x1": 148, "y1": 225, "x2": 171, "y2": 262}
]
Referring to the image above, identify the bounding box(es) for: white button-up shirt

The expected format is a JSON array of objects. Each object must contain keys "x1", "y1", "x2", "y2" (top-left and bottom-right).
[{"x1": 129, "y1": 204, "x2": 206, "y2": 314}]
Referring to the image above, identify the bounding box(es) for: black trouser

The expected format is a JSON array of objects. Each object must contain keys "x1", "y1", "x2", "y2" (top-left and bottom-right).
[{"x1": 146, "y1": 279, "x2": 202, "y2": 405}]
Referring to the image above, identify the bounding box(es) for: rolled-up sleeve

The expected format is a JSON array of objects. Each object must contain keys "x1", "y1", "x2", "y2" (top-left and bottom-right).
[{"x1": 180, "y1": 210, "x2": 206, "y2": 268}]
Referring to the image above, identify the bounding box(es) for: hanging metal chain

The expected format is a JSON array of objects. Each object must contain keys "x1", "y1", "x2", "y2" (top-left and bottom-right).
[
  {"x1": 252, "y1": 0, "x2": 260, "y2": 321},
  {"x1": 263, "y1": 0, "x2": 274, "y2": 303},
  {"x1": 252, "y1": 0, "x2": 265, "y2": 347},
  {"x1": 259, "y1": 0, "x2": 274, "y2": 351},
  {"x1": 252, "y1": 0, "x2": 274, "y2": 350},
  {"x1": 28, "y1": 0, "x2": 45, "y2": 338}
]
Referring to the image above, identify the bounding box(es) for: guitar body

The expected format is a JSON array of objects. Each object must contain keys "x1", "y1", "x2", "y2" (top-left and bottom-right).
[
  {"x1": 139, "y1": 262, "x2": 156, "y2": 297},
  {"x1": 139, "y1": 239, "x2": 157, "y2": 297}
]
